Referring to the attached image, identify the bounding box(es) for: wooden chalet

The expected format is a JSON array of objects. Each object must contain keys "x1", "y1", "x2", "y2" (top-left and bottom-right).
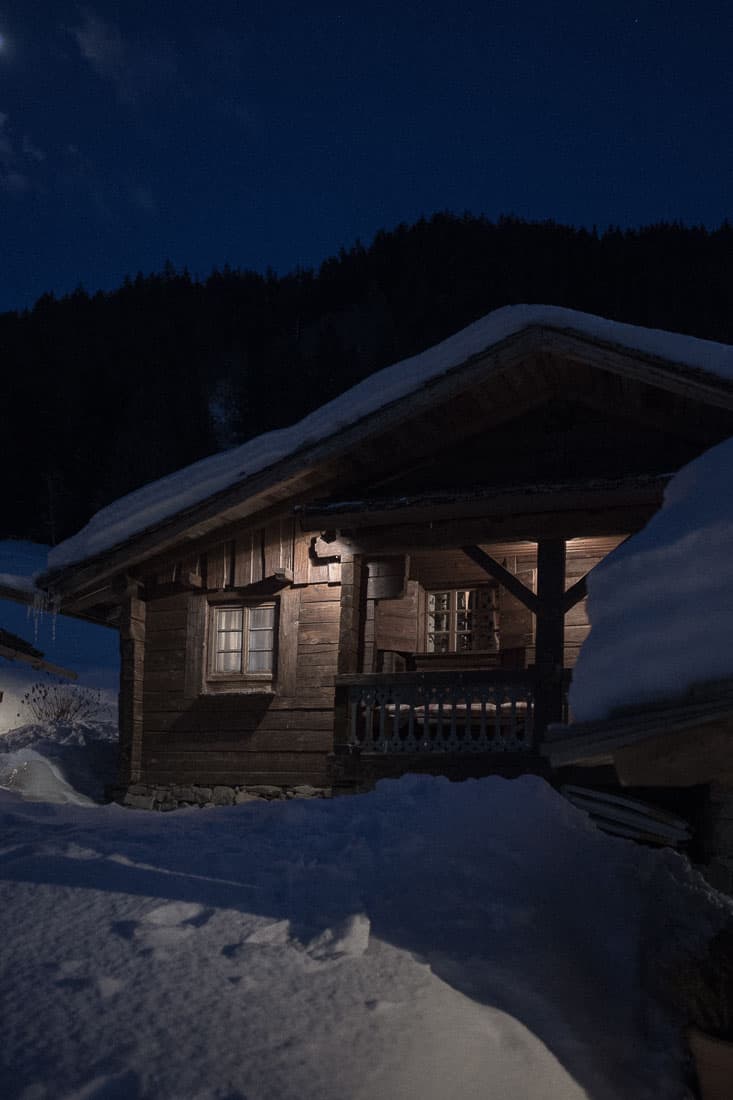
[{"x1": 38, "y1": 306, "x2": 733, "y2": 798}]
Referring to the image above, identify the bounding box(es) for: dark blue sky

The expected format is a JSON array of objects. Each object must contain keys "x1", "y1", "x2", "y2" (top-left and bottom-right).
[{"x1": 1, "y1": 1, "x2": 731, "y2": 311}]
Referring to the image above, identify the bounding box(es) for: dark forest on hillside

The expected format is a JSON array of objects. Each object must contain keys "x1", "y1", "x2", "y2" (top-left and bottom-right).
[{"x1": 3, "y1": 213, "x2": 733, "y2": 545}]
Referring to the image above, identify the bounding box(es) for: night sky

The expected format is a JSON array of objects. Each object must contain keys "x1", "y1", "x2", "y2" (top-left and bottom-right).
[{"x1": 1, "y1": 1, "x2": 731, "y2": 311}]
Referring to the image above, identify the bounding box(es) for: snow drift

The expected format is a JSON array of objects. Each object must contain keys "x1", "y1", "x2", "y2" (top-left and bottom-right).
[
  {"x1": 1, "y1": 765, "x2": 730, "y2": 1100},
  {"x1": 570, "y1": 435, "x2": 733, "y2": 722}
]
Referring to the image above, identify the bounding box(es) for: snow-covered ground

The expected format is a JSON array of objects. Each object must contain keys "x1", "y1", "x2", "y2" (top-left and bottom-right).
[
  {"x1": 0, "y1": 540, "x2": 119, "y2": 735},
  {"x1": 570, "y1": 436, "x2": 733, "y2": 722},
  {"x1": 1, "y1": 741, "x2": 730, "y2": 1100}
]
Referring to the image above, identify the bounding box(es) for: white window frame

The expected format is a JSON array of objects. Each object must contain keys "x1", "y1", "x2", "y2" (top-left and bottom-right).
[
  {"x1": 424, "y1": 587, "x2": 498, "y2": 654},
  {"x1": 206, "y1": 599, "x2": 277, "y2": 686}
]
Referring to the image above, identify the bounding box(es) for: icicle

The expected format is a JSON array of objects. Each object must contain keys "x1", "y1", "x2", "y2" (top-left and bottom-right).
[
  {"x1": 49, "y1": 590, "x2": 61, "y2": 646},
  {"x1": 29, "y1": 588, "x2": 48, "y2": 644}
]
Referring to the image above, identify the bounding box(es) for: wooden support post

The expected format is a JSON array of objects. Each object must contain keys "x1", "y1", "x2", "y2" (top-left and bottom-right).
[
  {"x1": 334, "y1": 554, "x2": 366, "y2": 755},
  {"x1": 337, "y1": 554, "x2": 367, "y2": 675},
  {"x1": 118, "y1": 589, "x2": 146, "y2": 785},
  {"x1": 533, "y1": 539, "x2": 566, "y2": 743}
]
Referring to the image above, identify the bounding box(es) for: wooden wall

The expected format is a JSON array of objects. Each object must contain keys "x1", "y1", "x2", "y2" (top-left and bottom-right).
[
  {"x1": 129, "y1": 522, "x2": 624, "y2": 789},
  {"x1": 137, "y1": 524, "x2": 338, "y2": 788},
  {"x1": 403, "y1": 537, "x2": 623, "y2": 668}
]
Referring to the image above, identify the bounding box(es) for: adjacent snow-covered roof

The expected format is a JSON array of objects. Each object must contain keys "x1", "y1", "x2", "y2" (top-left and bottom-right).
[
  {"x1": 48, "y1": 303, "x2": 733, "y2": 574},
  {"x1": 568, "y1": 435, "x2": 733, "y2": 722},
  {"x1": 0, "y1": 540, "x2": 46, "y2": 605}
]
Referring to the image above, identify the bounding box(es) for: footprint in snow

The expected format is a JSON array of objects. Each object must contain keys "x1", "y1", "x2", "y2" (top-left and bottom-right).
[
  {"x1": 221, "y1": 918, "x2": 292, "y2": 961},
  {"x1": 306, "y1": 913, "x2": 370, "y2": 961},
  {"x1": 132, "y1": 901, "x2": 212, "y2": 952},
  {"x1": 245, "y1": 919, "x2": 291, "y2": 946},
  {"x1": 97, "y1": 976, "x2": 126, "y2": 1000}
]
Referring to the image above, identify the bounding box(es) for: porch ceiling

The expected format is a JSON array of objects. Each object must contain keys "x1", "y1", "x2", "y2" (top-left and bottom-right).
[{"x1": 299, "y1": 473, "x2": 668, "y2": 546}]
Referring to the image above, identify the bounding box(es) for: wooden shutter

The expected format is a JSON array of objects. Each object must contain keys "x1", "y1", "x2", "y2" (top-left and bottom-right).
[{"x1": 374, "y1": 580, "x2": 421, "y2": 653}]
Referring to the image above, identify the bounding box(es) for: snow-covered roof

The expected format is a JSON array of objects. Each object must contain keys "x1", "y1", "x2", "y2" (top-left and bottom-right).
[
  {"x1": 0, "y1": 541, "x2": 47, "y2": 605},
  {"x1": 568, "y1": 435, "x2": 733, "y2": 722},
  {"x1": 47, "y1": 304, "x2": 733, "y2": 574}
]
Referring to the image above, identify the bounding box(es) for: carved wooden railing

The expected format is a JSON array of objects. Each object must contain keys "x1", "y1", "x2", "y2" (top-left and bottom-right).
[{"x1": 334, "y1": 670, "x2": 541, "y2": 754}]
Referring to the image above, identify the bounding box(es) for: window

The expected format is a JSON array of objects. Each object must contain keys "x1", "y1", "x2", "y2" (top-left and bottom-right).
[
  {"x1": 207, "y1": 602, "x2": 276, "y2": 683},
  {"x1": 425, "y1": 588, "x2": 497, "y2": 654}
]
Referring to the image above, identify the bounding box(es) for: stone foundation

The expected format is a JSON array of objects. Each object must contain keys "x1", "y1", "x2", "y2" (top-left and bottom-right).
[{"x1": 108, "y1": 782, "x2": 332, "y2": 811}]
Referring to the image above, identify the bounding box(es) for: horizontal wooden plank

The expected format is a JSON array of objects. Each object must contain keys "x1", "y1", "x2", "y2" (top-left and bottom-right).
[
  {"x1": 141, "y1": 688, "x2": 335, "y2": 713},
  {"x1": 298, "y1": 601, "x2": 341, "y2": 624},
  {"x1": 298, "y1": 623, "x2": 340, "y2": 646},
  {"x1": 145, "y1": 648, "x2": 187, "y2": 669},
  {"x1": 144, "y1": 735, "x2": 333, "y2": 756},
  {"x1": 144, "y1": 664, "x2": 189, "y2": 690},
  {"x1": 297, "y1": 645, "x2": 339, "y2": 666},
  {"x1": 308, "y1": 560, "x2": 330, "y2": 583},
  {"x1": 144, "y1": 707, "x2": 333, "y2": 733},
  {"x1": 147, "y1": 593, "x2": 190, "y2": 613},
  {"x1": 300, "y1": 583, "x2": 342, "y2": 603},
  {"x1": 141, "y1": 748, "x2": 330, "y2": 775},
  {"x1": 144, "y1": 610, "x2": 188, "y2": 631},
  {"x1": 565, "y1": 602, "x2": 589, "y2": 627},
  {"x1": 297, "y1": 638, "x2": 339, "y2": 657},
  {"x1": 142, "y1": 767, "x2": 330, "y2": 787},
  {"x1": 145, "y1": 625, "x2": 187, "y2": 649},
  {"x1": 296, "y1": 671, "x2": 338, "y2": 690}
]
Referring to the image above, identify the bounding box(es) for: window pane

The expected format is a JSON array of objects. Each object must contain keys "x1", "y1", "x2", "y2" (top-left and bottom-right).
[
  {"x1": 249, "y1": 630, "x2": 274, "y2": 652},
  {"x1": 250, "y1": 606, "x2": 275, "y2": 630},
  {"x1": 428, "y1": 592, "x2": 450, "y2": 612},
  {"x1": 427, "y1": 633, "x2": 449, "y2": 654},
  {"x1": 456, "y1": 612, "x2": 472, "y2": 631},
  {"x1": 217, "y1": 630, "x2": 243, "y2": 652},
  {"x1": 429, "y1": 612, "x2": 449, "y2": 632},
  {"x1": 457, "y1": 633, "x2": 473, "y2": 651},
  {"x1": 216, "y1": 649, "x2": 242, "y2": 673},
  {"x1": 217, "y1": 608, "x2": 242, "y2": 632},
  {"x1": 247, "y1": 648, "x2": 273, "y2": 672},
  {"x1": 457, "y1": 590, "x2": 477, "y2": 611}
]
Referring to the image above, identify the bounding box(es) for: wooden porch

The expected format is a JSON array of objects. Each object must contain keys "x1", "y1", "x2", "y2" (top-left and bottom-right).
[
  {"x1": 334, "y1": 668, "x2": 564, "y2": 755},
  {"x1": 315, "y1": 509, "x2": 641, "y2": 787}
]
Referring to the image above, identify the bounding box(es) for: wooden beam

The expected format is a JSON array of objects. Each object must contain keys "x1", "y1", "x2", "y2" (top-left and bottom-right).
[
  {"x1": 0, "y1": 643, "x2": 78, "y2": 680},
  {"x1": 542, "y1": 329, "x2": 733, "y2": 411},
  {"x1": 301, "y1": 477, "x2": 667, "y2": 533},
  {"x1": 342, "y1": 504, "x2": 653, "y2": 553},
  {"x1": 562, "y1": 574, "x2": 588, "y2": 613},
  {"x1": 118, "y1": 594, "x2": 146, "y2": 784},
  {"x1": 533, "y1": 539, "x2": 567, "y2": 738},
  {"x1": 460, "y1": 546, "x2": 539, "y2": 614},
  {"x1": 337, "y1": 554, "x2": 367, "y2": 676}
]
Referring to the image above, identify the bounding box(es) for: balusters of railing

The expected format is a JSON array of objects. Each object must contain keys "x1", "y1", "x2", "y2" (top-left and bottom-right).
[
  {"x1": 376, "y1": 685, "x2": 388, "y2": 748},
  {"x1": 342, "y1": 671, "x2": 536, "y2": 754}
]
